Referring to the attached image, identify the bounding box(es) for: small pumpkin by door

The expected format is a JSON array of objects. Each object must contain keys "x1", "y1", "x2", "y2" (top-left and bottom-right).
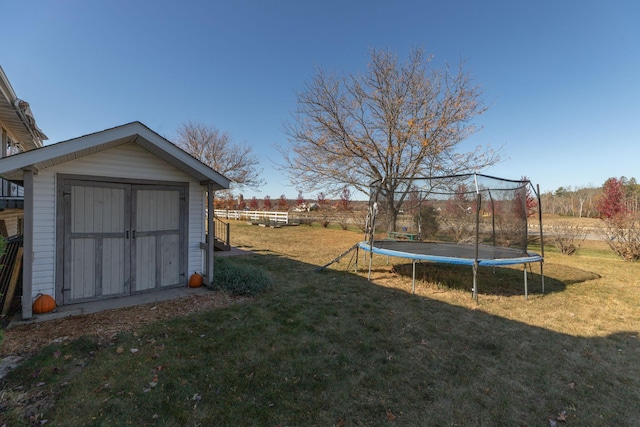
[
  {"x1": 189, "y1": 272, "x2": 203, "y2": 288},
  {"x1": 33, "y1": 294, "x2": 56, "y2": 314}
]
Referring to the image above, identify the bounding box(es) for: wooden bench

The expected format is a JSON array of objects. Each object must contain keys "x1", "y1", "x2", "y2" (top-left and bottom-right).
[{"x1": 388, "y1": 231, "x2": 419, "y2": 241}]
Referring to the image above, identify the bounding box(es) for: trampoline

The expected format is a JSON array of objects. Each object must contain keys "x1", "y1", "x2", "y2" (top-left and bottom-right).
[
  {"x1": 362, "y1": 174, "x2": 545, "y2": 300},
  {"x1": 360, "y1": 240, "x2": 542, "y2": 267}
]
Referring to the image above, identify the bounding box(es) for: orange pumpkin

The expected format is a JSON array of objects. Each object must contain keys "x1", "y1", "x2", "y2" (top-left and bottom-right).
[
  {"x1": 33, "y1": 294, "x2": 56, "y2": 314},
  {"x1": 189, "y1": 272, "x2": 203, "y2": 288}
]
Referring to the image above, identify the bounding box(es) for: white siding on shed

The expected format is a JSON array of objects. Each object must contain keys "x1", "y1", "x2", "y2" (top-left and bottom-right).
[{"x1": 31, "y1": 142, "x2": 206, "y2": 302}]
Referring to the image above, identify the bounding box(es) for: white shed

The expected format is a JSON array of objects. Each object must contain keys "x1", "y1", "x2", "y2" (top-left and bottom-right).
[{"x1": 0, "y1": 122, "x2": 230, "y2": 319}]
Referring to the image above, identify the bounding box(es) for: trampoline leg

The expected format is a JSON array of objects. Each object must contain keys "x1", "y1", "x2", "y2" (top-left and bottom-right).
[
  {"x1": 540, "y1": 260, "x2": 545, "y2": 294},
  {"x1": 412, "y1": 260, "x2": 416, "y2": 294},
  {"x1": 354, "y1": 246, "x2": 359, "y2": 273},
  {"x1": 524, "y1": 264, "x2": 528, "y2": 300},
  {"x1": 472, "y1": 262, "x2": 478, "y2": 301},
  {"x1": 368, "y1": 251, "x2": 373, "y2": 281}
]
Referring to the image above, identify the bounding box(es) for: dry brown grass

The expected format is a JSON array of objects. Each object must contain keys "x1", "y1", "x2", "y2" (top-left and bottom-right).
[
  {"x1": 234, "y1": 220, "x2": 640, "y2": 338},
  {"x1": 232, "y1": 220, "x2": 640, "y2": 336},
  {"x1": 2, "y1": 219, "x2": 638, "y2": 426},
  {"x1": 229, "y1": 220, "x2": 640, "y2": 424}
]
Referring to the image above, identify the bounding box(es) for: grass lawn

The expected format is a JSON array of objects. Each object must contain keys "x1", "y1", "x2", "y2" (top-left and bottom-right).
[{"x1": 2, "y1": 220, "x2": 639, "y2": 426}]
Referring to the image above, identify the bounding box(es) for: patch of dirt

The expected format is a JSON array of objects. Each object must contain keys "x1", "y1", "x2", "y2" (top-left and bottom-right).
[{"x1": 1, "y1": 291, "x2": 246, "y2": 358}]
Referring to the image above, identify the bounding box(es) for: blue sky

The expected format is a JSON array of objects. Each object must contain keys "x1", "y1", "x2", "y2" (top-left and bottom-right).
[{"x1": 2, "y1": 1, "x2": 639, "y2": 200}]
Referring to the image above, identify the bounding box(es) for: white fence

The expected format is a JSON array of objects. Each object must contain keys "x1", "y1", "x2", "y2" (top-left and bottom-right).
[{"x1": 214, "y1": 209, "x2": 289, "y2": 224}]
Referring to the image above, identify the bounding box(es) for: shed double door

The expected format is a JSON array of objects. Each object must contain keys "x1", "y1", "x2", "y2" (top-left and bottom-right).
[{"x1": 62, "y1": 180, "x2": 185, "y2": 304}]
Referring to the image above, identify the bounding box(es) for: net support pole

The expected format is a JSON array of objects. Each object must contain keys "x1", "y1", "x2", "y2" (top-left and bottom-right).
[
  {"x1": 473, "y1": 192, "x2": 481, "y2": 302},
  {"x1": 536, "y1": 184, "x2": 545, "y2": 294},
  {"x1": 472, "y1": 262, "x2": 478, "y2": 301},
  {"x1": 524, "y1": 264, "x2": 528, "y2": 300},
  {"x1": 412, "y1": 260, "x2": 416, "y2": 294}
]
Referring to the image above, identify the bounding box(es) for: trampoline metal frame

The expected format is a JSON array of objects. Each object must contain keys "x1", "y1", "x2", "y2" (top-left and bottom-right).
[{"x1": 359, "y1": 240, "x2": 544, "y2": 299}]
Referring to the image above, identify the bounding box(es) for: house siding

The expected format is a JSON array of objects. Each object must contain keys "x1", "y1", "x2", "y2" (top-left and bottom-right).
[{"x1": 31, "y1": 143, "x2": 205, "y2": 302}]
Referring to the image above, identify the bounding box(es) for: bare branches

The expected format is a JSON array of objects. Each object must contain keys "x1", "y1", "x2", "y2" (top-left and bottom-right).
[
  {"x1": 279, "y1": 47, "x2": 498, "y2": 230},
  {"x1": 281, "y1": 48, "x2": 495, "y2": 193},
  {"x1": 175, "y1": 121, "x2": 264, "y2": 190}
]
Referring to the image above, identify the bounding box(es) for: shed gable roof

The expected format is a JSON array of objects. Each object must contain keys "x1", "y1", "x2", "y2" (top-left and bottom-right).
[{"x1": 0, "y1": 121, "x2": 231, "y2": 190}]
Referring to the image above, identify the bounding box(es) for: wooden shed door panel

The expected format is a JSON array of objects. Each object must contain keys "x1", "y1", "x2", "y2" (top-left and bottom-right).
[
  {"x1": 69, "y1": 237, "x2": 128, "y2": 300},
  {"x1": 65, "y1": 183, "x2": 130, "y2": 302},
  {"x1": 132, "y1": 188, "x2": 182, "y2": 292},
  {"x1": 63, "y1": 181, "x2": 185, "y2": 304}
]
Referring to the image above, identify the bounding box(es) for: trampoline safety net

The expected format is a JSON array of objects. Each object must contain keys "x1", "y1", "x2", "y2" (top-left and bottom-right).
[
  {"x1": 366, "y1": 173, "x2": 539, "y2": 257},
  {"x1": 360, "y1": 174, "x2": 544, "y2": 300}
]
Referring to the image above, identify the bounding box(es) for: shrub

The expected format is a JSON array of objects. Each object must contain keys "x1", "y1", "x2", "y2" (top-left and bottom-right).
[
  {"x1": 336, "y1": 214, "x2": 350, "y2": 230},
  {"x1": 211, "y1": 257, "x2": 273, "y2": 296},
  {"x1": 352, "y1": 210, "x2": 368, "y2": 233},
  {"x1": 319, "y1": 212, "x2": 330, "y2": 228},
  {"x1": 599, "y1": 215, "x2": 640, "y2": 261},
  {"x1": 297, "y1": 214, "x2": 313, "y2": 226},
  {"x1": 414, "y1": 205, "x2": 439, "y2": 239},
  {"x1": 547, "y1": 222, "x2": 587, "y2": 255}
]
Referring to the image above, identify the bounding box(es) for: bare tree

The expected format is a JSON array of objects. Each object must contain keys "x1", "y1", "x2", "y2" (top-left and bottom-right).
[
  {"x1": 575, "y1": 187, "x2": 598, "y2": 218},
  {"x1": 175, "y1": 121, "x2": 264, "y2": 190},
  {"x1": 280, "y1": 47, "x2": 499, "y2": 231}
]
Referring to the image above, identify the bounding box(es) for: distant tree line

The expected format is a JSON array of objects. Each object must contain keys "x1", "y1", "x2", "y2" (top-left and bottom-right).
[
  {"x1": 214, "y1": 177, "x2": 639, "y2": 220},
  {"x1": 541, "y1": 176, "x2": 639, "y2": 218}
]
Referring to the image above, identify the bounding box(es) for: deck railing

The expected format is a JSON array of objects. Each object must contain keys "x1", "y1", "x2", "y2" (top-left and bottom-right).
[
  {"x1": 0, "y1": 178, "x2": 23, "y2": 198},
  {"x1": 214, "y1": 209, "x2": 289, "y2": 224},
  {"x1": 214, "y1": 216, "x2": 230, "y2": 248}
]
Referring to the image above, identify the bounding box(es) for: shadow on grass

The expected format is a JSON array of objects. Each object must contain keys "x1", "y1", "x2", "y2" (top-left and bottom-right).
[
  {"x1": 389, "y1": 261, "x2": 601, "y2": 297},
  {"x1": 2, "y1": 252, "x2": 636, "y2": 427}
]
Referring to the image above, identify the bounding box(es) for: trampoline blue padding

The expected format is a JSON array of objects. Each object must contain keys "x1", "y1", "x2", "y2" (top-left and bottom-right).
[{"x1": 359, "y1": 240, "x2": 543, "y2": 267}]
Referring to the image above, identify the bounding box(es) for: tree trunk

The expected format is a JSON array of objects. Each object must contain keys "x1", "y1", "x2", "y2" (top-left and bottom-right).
[{"x1": 384, "y1": 192, "x2": 398, "y2": 233}]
